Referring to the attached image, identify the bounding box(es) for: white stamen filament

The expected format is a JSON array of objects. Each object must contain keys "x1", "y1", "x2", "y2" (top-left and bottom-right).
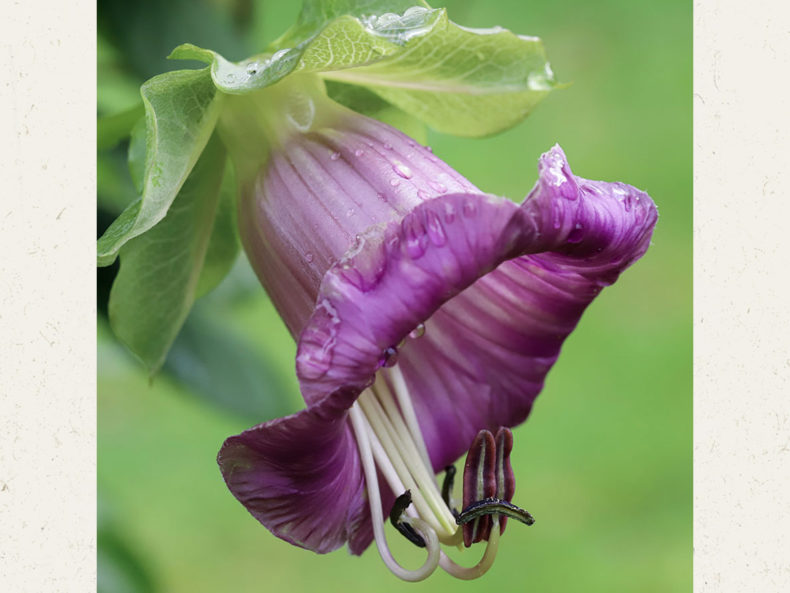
[
  {"x1": 439, "y1": 517, "x2": 501, "y2": 580},
  {"x1": 348, "y1": 405, "x2": 440, "y2": 581},
  {"x1": 348, "y1": 366, "x2": 505, "y2": 582}
]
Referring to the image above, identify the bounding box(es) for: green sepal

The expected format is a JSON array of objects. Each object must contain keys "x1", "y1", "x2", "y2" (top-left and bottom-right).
[
  {"x1": 108, "y1": 133, "x2": 236, "y2": 373},
  {"x1": 97, "y1": 67, "x2": 223, "y2": 266},
  {"x1": 167, "y1": 5, "x2": 555, "y2": 137}
]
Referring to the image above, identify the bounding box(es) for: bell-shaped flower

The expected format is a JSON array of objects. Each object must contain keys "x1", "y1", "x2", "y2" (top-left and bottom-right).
[{"x1": 216, "y1": 75, "x2": 657, "y2": 581}]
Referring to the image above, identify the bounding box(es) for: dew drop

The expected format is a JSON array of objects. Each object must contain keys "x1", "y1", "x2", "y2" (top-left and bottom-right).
[
  {"x1": 444, "y1": 202, "x2": 457, "y2": 224},
  {"x1": 330, "y1": 151, "x2": 340, "y2": 161},
  {"x1": 286, "y1": 93, "x2": 315, "y2": 132},
  {"x1": 271, "y1": 48, "x2": 292, "y2": 61},
  {"x1": 393, "y1": 162, "x2": 413, "y2": 179},
  {"x1": 390, "y1": 178, "x2": 400, "y2": 187},
  {"x1": 462, "y1": 199, "x2": 477, "y2": 218},
  {"x1": 379, "y1": 346, "x2": 399, "y2": 368},
  {"x1": 417, "y1": 189, "x2": 431, "y2": 200},
  {"x1": 409, "y1": 323, "x2": 426, "y2": 339},
  {"x1": 306, "y1": 252, "x2": 314, "y2": 263},
  {"x1": 384, "y1": 142, "x2": 393, "y2": 150},
  {"x1": 355, "y1": 148, "x2": 364, "y2": 157},
  {"x1": 347, "y1": 208, "x2": 355, "y2": 217},
  {"x1": 428, "y1": 180, "x2": 447, "y2": 193},
  {"x1": 425, "y1": 210, "x2": 447, "y2": 246},
  {"x1": 426, "y1": 146, "x2": 433, "y2": 153},
  {"x1": 246, "y1": 62, "x2": 259, "y2": 75},
  {"x1": 376, "y1": 191, "x2": 386, "y2": 201}
]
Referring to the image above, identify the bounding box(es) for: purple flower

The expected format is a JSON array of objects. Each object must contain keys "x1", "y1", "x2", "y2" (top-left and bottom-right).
[{"x1": 217, "y1": 80, "x2": 657, "y2": 580}]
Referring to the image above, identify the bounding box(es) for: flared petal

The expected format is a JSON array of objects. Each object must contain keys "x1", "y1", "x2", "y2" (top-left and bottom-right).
[
  {"x1": 217, "y1": 388, "x2": 373, "y2": 554},
  {"x1": 295, "y1": 192, "x2": 534, "y2": 404},
  {"x1": 296, "y1": 145, "x2": 657, "y2": 469}
]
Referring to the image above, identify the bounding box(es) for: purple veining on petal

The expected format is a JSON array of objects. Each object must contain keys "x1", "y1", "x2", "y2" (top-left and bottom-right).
[{"x1": 217, "y1": 388, "x2": 366, "y2": 555}]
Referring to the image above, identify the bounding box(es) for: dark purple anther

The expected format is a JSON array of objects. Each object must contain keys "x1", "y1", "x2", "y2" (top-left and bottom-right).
[{"x1": 462, "y1": 428, "x2": 516, "y2": 547}]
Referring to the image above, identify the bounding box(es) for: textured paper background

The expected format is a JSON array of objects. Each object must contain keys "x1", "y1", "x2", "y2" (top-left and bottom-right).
[
  {"x1": 693, "y1": 0, "x2": 790, "y2": 590},
  {"x1": 1, "y1": 0, "x2": 788, "y2": 590},
  {"x1": 0, "y1": 1, "x2": 96, "y2": 590}
]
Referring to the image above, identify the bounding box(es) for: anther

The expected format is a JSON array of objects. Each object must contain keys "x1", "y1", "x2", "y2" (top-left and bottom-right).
[
  {"x1": 456, "y1": 497, "x2": 535, "y2": 527},
  {"x1": 390, "y1": 490, "x2": 426, "y2": 548},
  {"x1": 441, "y1": 465, "x2": 459, "y2": 519},
  {"x1": 461, "y1": 427, "x2": 531, "y2": 547}
]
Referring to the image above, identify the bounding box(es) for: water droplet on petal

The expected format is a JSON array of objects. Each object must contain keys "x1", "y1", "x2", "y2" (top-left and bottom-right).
[
  {"x1": 246, "y1": 62, "x2": 259, "y2": 74},
  {"x1": 462, "y1": 199, "x2": 477, "y2": 218},
  {"x1": 390, "y1": 178, "x2": 400, "y2": 187},
  {"x1": 305, "y1": 252, "x2": 314, "y2": 263},
  {"x1": 355, "y1": 149, "x2": 364, "y2": 157},
  {"x1": 417, "y1": 189, "x2": 431, "y2": 200},
  {"x1": 384, "y1": 142, "x2": 393, "y2": 150},
  {"x1": 425, "y1": 146, "x2": 433, "y2": 153},
  {"x1": 330, "y1": 151, "x2": 340, "y2": 161},
  {"x1": 444, "y1": 202, "x2": 457, "y2": 224},
  {"x1": 379, "y1": 346, "x2": 399, "y2": 368},
  {"x1": 409, "y1": 323, "x2": 426, "y2": 339},
  {"x1": 393, "y1": 162, "x2": 413, "y2": 179},
  {"x1": 347, "y1": 208, "x2": 355, "y2": 217},
  {"x1": 425, "y1": 209, "x2": 447, "y2": 246},
  {"x1": 402, "y1": 214, "x2": 428, "y2": 258},
  {"x1": 428, "y1": 181, "x2": 447, "y2": 193},
  {"x1": 376, "y1": 192, "x2": 387, "y2": 201}
]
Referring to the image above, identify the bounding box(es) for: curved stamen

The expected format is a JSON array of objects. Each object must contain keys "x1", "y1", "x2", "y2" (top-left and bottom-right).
[
  {"x1": 439, "y1": 516, "x2": 501, "y2": 580},
  {"x1": 349, "y1": 404, "x2": 440, "y2": 582}
]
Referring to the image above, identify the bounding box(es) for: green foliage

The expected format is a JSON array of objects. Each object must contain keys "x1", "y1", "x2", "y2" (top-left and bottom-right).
[
  {"x1": 108, "y1": 134, "x2": 236, "y2": 373},
  {"x1": 162, "y1": 302, "x2": 294, "y2": 422},
  {"x1": 98, "y1": 495, "x2": 158, "y2": 593},
  {"x1": 321, "y1": 15, "x2": 556, "y2": 136},
  {"x1": 97, "y1": 68, "x2": 223, "y2": 266}
]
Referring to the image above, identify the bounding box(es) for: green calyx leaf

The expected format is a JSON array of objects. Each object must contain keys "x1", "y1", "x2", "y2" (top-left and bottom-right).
[
  {"x1": 319, "y1": 12, "x2": 558, "y2": 136},
  {"x1": 167, "y1": 3, "x2": 556, "y2": 136},
  {"x1": 108, "y1": 133, "x2": 239, "y2": 373},
  {"x1": 97, "y1": 67, "x2": 223, "y2": 266}
]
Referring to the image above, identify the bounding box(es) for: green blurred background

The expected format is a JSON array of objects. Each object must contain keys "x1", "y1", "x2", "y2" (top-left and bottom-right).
[{"x1": 97, "y1": 0, "x2": 691, "y2": 591}]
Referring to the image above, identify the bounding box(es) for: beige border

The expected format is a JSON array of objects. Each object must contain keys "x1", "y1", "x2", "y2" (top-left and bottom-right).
[
  {"x1": 0, "y1": 0, "x2": 96, "y2": 590},
  {"x1": 694, "y1": 0, "x2": 790, "y2": 590},
  {"x1": 2, "y1": 0, "x2": 789, "y2": 590}
]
